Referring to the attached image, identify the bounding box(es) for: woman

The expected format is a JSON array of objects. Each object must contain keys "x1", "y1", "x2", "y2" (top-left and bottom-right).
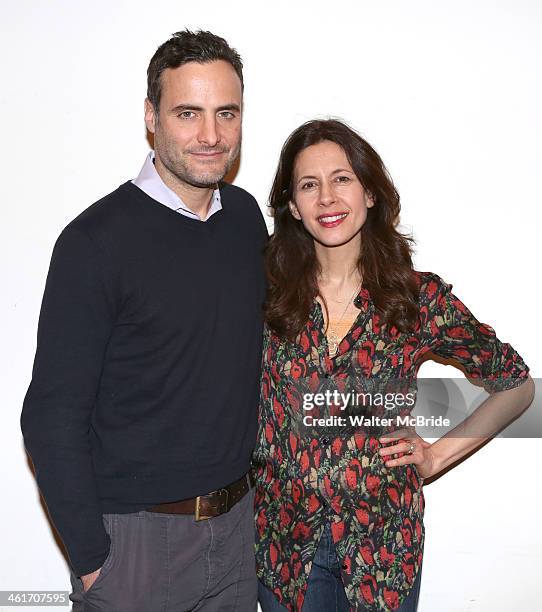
[{"x1": 252, "y1": 119, "x2": 534, "y2": 611}]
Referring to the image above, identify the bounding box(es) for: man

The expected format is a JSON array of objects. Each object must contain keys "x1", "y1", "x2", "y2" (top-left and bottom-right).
[{"x1": 21, "y1": 30, "x2": 267, "y2": 611}]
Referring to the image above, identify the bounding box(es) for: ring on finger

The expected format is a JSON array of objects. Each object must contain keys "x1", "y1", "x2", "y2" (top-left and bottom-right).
[{"x1": 407, "y1": 441, "x2": 415, "y2": 455}]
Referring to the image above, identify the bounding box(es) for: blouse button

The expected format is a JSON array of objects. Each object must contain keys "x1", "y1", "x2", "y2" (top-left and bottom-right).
[{"x1": 321, "y1": 436, "x2": 330, "y2": 445}]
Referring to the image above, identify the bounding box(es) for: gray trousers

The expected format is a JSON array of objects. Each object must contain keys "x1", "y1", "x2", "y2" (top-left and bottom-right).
[{"x1": 69, "y1": 487, "x2": 257, "y2": 612}]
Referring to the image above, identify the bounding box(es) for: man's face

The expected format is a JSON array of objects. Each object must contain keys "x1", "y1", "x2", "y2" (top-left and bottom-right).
[{"x1": 145, "y1": 60, "x2": 242, "y2": 188}]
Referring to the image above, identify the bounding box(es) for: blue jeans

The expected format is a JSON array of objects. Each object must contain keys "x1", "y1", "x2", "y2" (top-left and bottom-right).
[{"x1": 258, "y1": 523, "x2": 422, "y2": 611}]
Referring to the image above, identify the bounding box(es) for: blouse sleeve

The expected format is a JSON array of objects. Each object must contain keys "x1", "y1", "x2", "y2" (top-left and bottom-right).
[{"x1": 425, "y1": 274, "x2": 530, "y2": 393}]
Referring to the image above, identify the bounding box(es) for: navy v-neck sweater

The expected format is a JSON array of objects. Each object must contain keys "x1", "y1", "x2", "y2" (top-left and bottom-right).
[{"x1": 21, "y1": 180, "x2": 268, "y2": 576}]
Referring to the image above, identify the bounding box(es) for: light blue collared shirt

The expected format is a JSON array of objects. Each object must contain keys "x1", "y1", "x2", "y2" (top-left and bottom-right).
[{"x1": 132, "y1": 151, "x2": 222, "y2": 221}]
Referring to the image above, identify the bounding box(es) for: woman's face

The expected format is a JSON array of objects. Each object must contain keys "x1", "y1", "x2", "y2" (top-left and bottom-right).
[{"x1": 289, "y1": 140, "x2": 374, "y2": 248}]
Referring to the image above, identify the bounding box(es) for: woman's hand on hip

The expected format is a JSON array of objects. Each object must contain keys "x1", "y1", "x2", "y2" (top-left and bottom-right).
[{"x1": 378, "y1": 428, "x2": 438, "y2": 480}]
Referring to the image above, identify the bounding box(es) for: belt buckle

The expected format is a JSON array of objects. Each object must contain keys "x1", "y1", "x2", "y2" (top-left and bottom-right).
[{"x1": 195, "y1": 488, "x2": 229, "y2": 521}]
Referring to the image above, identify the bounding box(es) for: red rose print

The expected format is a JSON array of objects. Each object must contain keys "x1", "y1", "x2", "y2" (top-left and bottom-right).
[
  {"x1": 357, "y1": 341, "x2": 375, "y2": 375},
  {"x1": 265, "y1": 422, "x2": 274, "y2": 443},
  {"x1": 332, "y1": 437, "x2": 343, "y2": 455},
  {"x1": 290, "y1": 359, "x2": 303, "y2": 379},
  {"x1": 387, "y1": 485, "x2": 400, "y2": 507},
  {"x1": 256, "y1": 509, "x2": 267, "y2": 536},
  {"x1": 280, "y1": 563, "x2": 290, "y2": 582},
  {"x1": 331, "y1": 495, "x2": 341, "y2": 514},
  {"x1": 274, "y1": 398, "x2": 285, "y2": 427},
  {"x1": 360, "y1": 575, "x2": 376, "y2": 604},
  {"x1": 379, "y1": 546, "x2": 396, "y2": 567},
  {"x1": 401, "y1": 523, "x2": 412, "y2": 547},
  {"x1": 309, "y1": 371, "x2": 320, "y2": 393},
  {"x1": 447, "y1": 326, "x2": 471, "y2": 339},
  {"x1": 331, "y1": 520, "x2": 345, "y2": 540},
  {"x1": 300, "y1": 450, "x2": 309, "y2": 473},
  {"x1": 355, "y1": 502, "x2": 370, "y2": 526},
  {"x1": 366, "y1": 473, "x2": 381, "y2": 497},
  {"x1": 383, "y1": 588, "x2": 400, "y2": 609},
  {"x1": 269, "y1": 542, "x2": 278, "y2": 567},
  {"x1": 292, "y1": 522, "x2": 310, "y2": 540},
  {"x1": 346, "y1": 466, "x2": 357, "y2": 489},
  {"x1": 314, "y1": 448, "x2": 322, "y2": 468},
  {"x1": 419, "y1": 304, "x2": 428, "y2": 324},
  {"x1": 368, "y1": 437, "x2": 379, "y2": 453},
  {"x1": 402, "y1": 557, "x2": 414, "y2": 583},
  {"x1": 308, "y1": 494, "x2": 320, "y2": 514},
  {"x1": 426, "y1": 280, "x2": 438, "y2": 298},
  {"x1": 271, "y1": 479, "x2": 281, "y2": 498},
  {"x1": 360, "y1": 543, "x2": 374, "y2": 565},
  {"x1": 279, "y1": 506, "x2": 291, "y2": 529},
  {"x1": 289, "y1": 432, "x2": 297, "y2": 456},
  {"x1": 354, "y1": 432, "x2": 366, "y2": 449}
]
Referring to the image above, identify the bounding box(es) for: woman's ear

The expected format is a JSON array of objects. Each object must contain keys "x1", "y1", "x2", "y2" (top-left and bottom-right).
[
  {"x1": 367, "y1": 193, "x2": 375, "y2": 208},
  {"x1": 289, "y1": 200, "x2": 302, "y2": 220}
]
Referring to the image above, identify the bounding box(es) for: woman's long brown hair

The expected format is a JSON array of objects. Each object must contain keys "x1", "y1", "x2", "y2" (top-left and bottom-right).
[{"x1": 265, "y1": 119, "x2": 420, "y2": 341}]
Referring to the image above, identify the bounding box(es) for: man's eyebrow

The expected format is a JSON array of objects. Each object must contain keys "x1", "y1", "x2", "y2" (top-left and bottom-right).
[{"x1": 170, "y1": 103, "x2": 241, "y2": 113}]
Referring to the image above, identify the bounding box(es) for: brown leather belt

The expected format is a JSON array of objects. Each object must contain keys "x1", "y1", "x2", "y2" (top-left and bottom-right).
[{"x1": 146, "y1": 471, "x2": 255, "y2": 521}]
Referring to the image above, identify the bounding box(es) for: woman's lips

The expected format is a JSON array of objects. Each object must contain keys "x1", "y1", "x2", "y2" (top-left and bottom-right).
[{"x1": 317, "y1": 212, "x2": 349, "y2": 228}]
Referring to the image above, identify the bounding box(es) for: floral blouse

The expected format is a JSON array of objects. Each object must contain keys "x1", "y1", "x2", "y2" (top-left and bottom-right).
[{"x1": 252, "y1": 271, "x2": 529, "y2": 611}]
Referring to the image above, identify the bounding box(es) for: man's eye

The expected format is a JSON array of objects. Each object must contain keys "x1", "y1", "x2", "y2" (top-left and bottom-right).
[
  {"x1": 178, "y1": 111, "x2": 195, "y2": 119},
  {"x1": 219, "y1": 111, "x2": 235, "y2": 119}
]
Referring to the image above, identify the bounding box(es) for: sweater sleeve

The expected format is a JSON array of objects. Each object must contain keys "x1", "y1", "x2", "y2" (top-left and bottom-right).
[
  {"x1": 426, "y1": 274, "x2": 530, "y2": 393},
  {"x1": 21, "y1": 224, "x2": 116, "y2": 577}
]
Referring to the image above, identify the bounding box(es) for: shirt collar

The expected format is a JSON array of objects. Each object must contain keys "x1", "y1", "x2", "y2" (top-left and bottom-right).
[{"x1": 132, "y1": 151, "x2": 222, "y2": 221}]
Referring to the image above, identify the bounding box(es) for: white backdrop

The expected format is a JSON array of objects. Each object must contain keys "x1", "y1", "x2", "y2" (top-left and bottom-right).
[{"x1": 2, "y1": 1, "x2": 541, "y2": 610}]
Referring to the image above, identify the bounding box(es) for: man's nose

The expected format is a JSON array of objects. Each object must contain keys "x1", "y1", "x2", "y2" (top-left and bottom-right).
[{"x1": 197, "y1": 116, "x2": 220, "y2": 147}]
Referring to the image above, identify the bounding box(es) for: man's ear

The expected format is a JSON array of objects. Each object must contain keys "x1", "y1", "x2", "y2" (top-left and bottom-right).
[
  {"x1": 289, "y1": 200, "x2": 302, "y2": 220},
  {"x1": 144, "y1": 98, "x2": 156, "y2": 134}
]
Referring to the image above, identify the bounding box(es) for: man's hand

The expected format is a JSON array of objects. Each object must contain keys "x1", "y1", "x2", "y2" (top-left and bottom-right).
[{"x1": 80, "y1": 567, "x2": 102, "y2": 593}]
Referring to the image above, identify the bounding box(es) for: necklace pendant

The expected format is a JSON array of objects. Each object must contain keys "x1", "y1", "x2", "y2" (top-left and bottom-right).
[{"x1": 328, "y1": 333, "x2": 339, "y2": 356}]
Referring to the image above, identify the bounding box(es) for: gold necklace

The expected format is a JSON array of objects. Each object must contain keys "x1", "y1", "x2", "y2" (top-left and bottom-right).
[{"x1": 325, "y1": 283, "x2": 361, "y2": 357}]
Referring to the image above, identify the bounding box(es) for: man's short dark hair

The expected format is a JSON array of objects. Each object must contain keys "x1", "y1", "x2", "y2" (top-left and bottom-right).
[{"x1": 147, "y1": 29, "x2": 244, "y2": 114}]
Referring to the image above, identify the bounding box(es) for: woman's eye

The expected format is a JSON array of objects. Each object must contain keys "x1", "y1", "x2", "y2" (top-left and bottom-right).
[
  {"x1": 301, "y1": 181, "x2": 316, "y2": 190},
  {"x1": 336, "y1": 175, "x2": 351, "y2": 183}
]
